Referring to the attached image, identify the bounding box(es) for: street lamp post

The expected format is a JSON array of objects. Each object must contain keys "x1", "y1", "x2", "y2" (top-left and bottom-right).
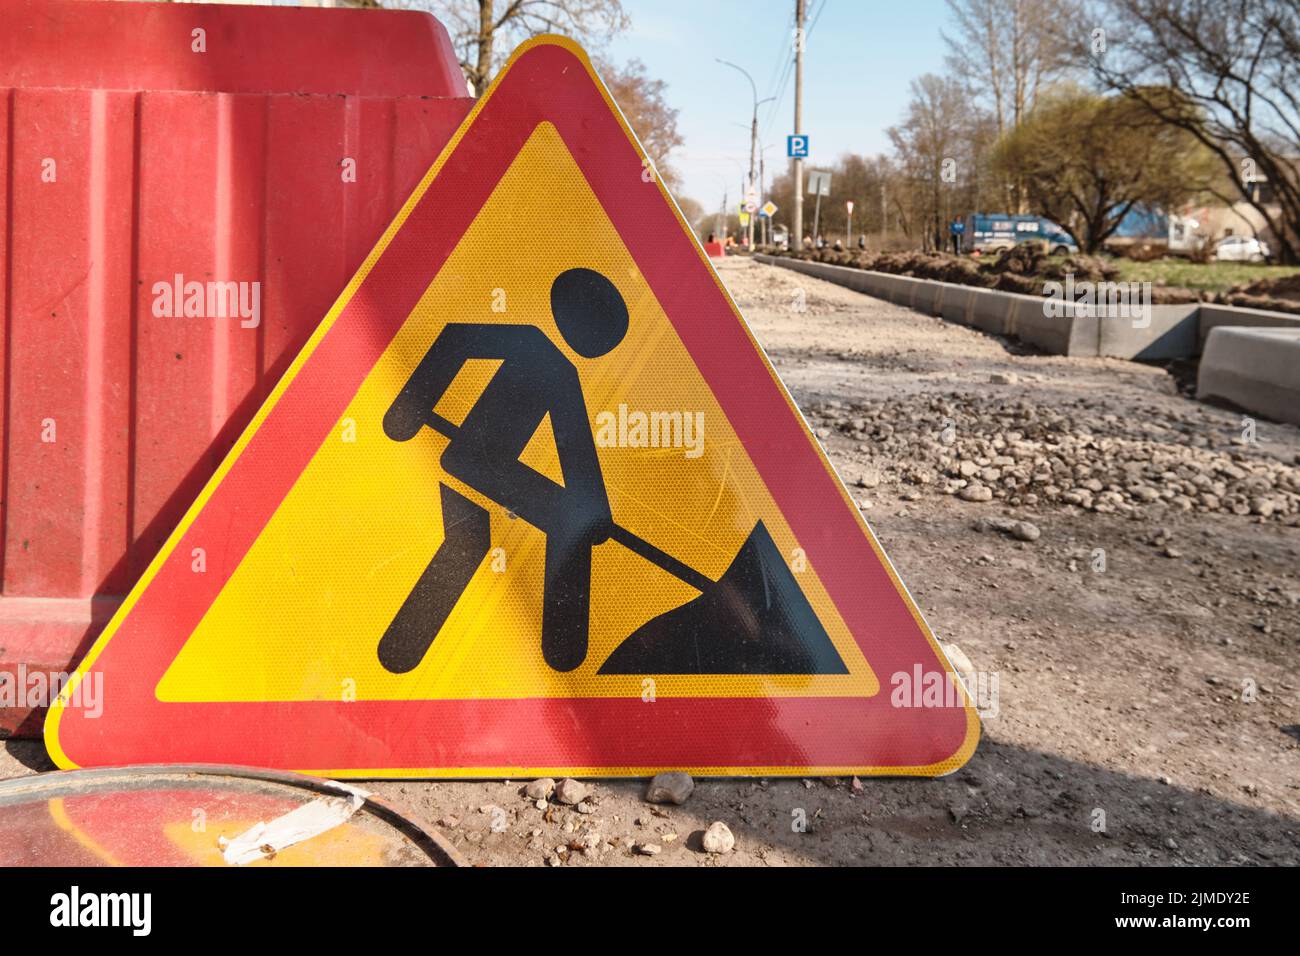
[{"x1": 717, "y1": 58, "x2": 773, "y2": 250}]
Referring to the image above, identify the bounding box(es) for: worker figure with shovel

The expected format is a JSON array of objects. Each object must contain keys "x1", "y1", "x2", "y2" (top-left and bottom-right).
[
  {"x1": 381, "y1": 266, "x2": 847, "y2": 680},
  {"x1": 381, "y1": 268, "x2": 624, "y2": 674}
]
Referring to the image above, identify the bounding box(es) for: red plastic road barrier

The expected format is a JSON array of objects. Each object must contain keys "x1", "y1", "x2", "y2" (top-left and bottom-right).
[
  {"x1": 703, "y1": 241, "x2": 727, "y2": 259},
  {"x1": 0, "y1": 0, "x2": 473, "y2": 736}
]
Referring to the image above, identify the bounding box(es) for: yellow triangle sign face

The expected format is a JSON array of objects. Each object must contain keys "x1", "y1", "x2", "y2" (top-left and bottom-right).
[{"x1": 47, "y1": 37, "x2": 978, "y2": 778}]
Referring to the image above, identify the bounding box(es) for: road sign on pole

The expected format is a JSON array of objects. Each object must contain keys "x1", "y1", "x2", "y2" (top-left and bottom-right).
[
  {"x1": 47, "y1": 37, "x2": 978, "y2": 779},
  {"x1": 786, "y1": 134, "x2": 809, "y2": 158},
  {"x1": 761, "y1": 200, "x2": 777, "y2": 218},
  {"x1": 808, "y1": 170, "x2": 831, "y2": 240}
]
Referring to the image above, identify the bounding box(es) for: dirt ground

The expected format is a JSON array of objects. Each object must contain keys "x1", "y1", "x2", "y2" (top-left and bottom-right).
[{"x1": 4, "y1": 256, "x2": 1298, "y2": 866}]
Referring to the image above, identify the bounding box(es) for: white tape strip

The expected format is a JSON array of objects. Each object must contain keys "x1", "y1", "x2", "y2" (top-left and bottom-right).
[{"x1": 219, "y1": 784, "x2": 371, "y2": 866}]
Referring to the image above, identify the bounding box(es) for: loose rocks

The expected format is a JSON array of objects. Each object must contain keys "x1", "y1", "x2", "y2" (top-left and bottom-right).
[
  {"x1": 554, "y1": 778, "x2": 589, "y2": 806},
  {"x1": 702, "y1": 821, "x2": 735, "y2": 854},
  {"x1": 524, "y1": 778, "x2": 555, "y2": 801},
  {"x1": 806, "y1": 393, "x2": 1300, "y2": 521},
  {"x1": 973, "y1": 516, "x2": 1040, "y2": 542},
  {"x1": 645, "y1": 772, "x2": 694, "y2": 805}
]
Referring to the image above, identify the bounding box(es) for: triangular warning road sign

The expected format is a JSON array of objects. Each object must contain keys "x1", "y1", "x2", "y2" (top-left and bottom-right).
[{"x1": 47, "y1": 37, "x2": 978, "y2": 777}]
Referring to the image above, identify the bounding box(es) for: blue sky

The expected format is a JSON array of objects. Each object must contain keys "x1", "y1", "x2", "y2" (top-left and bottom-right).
[{"x1": 608, "y1": 0, "x2": 952, "y2": 211}]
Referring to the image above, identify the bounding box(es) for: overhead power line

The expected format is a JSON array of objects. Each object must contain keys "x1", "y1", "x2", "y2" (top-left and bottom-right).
[{"x1": 760, "y1": 0, "x2": 828, "y2": 141}]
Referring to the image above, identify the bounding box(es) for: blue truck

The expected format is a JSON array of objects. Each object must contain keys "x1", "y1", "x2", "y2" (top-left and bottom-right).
[
  {"x1": 963, "y1": 214, "x2": 1078, "y2": 255},
  {"x1": 1112, "y1": 205, "x2": 1205, "y2": 255}
]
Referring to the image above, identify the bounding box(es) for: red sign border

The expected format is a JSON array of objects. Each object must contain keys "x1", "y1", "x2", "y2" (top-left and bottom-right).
[{"x1": 48, "y1": 37, "x2": 978, "y2": 776}]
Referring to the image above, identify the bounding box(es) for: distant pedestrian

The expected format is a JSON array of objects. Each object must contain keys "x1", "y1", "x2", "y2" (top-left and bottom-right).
[
  {"x1": 857, "y1": 235, "x2": 866, "y2": 250},
  {"x1": 950, "y1": 217, "x2": 965, "y2": 255}
]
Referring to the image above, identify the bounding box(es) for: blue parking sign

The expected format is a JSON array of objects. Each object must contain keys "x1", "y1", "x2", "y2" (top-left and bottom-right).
[{"x1": 787, "y1": 134, "x2": 809, "y2": 158}]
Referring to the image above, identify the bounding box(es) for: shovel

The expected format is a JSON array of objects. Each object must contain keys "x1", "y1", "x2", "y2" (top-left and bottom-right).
[{"x1": 401, "y1": 407, "x2": 847, "y2": 675}]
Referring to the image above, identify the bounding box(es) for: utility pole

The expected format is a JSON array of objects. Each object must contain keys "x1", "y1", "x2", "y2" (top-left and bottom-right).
[
  {"x1": 793, "y1": 0, "x2": 806, "y2": 247},
  {"x1": 880, "y1": 180, "x2": 887, "y2": 245},
  {"x1": 759, "y1": 143, "x2": 776, "y2": 246}
]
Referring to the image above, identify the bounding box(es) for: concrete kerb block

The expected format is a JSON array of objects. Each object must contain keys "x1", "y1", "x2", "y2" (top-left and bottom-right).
[
  {"x1": 904, "y1": 278, "x2": 935, "y2": 316},
  {"x1": 1198, "y1": 326, "x2": 1300, "y2": 426},
  {"x1": 856, "y1": 272, "x2": 881, "y2": 298},
  {"x1": 892, "y1": 275, "x2": 914, "y2": 306},
  {"x1": 873, "y1": 273, "x2": 902, "y2": 304},
  {"x1": 902, "y1": 276, "x2": 924, "y2": 309},
  {"x1": 1198, "y1": 303, "x2": 1300, "y2": 349},
  {"x1": 1012, "y1": 295, "x2": 1100, "y2": 356},
  {"x1": 939, "y1": 285, "x2": 974, "y2": 325},
  {"x1": 931, "y1": 283, "x2": 949, "y2": 319},
  {"x1": 848, "y1": 268, "x2": 872, "y2": 295},
  {"x1": 967, "y1": 287, "x2": 1013, "y2": 336},
  {"x1": 752, "y1": 256, "x2": 1300, "y2": 365},
  {"x1": 1099, "y1": 303, "x2": 1200, "y2": 360},
  {"x1": 901, "y1": 276, "x2": 921, "y2": 310}
]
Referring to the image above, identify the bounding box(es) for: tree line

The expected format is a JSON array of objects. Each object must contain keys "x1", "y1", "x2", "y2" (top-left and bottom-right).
[
  {"x1": 760, "y1": 0, "x2": 1299, "y2": 263},
  {"x1": 378, "y1": 1, "x2": 1298, "y2": 264}
]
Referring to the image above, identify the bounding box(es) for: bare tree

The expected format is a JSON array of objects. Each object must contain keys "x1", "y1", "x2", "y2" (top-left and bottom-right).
[
  {"x1": 388, "y1": 5, "x2": 682, "y2": 204},
  {"x1": 674, "y1": 196, "x2": 707, "y2": 238},
  {"x1": 765, "y1": 152, "x2": 916, "y2": 248},
  {"x1": 595, "y1": 58, "x2": 684, "y2": 190},
  {"x1": 944, "y1": 0, "x2": 1086, "y2": 135},
  {"x1": 1091, "y1": 0, "x2": 1300, "y2": 263},
  {"x1": 888, "y1": 75, "x2": 986, "y2": 251},
  {"x1": 943, "y1": 0, "x2": 1085, "y2": 210},
  {"x1": 396, "y1": 0, "x2": 629, "y2": 96}
]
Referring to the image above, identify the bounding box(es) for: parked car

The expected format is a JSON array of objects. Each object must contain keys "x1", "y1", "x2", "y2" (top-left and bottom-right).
[{"x1": 1213, "y1": 235, "x2": 1271, "y2": 262}]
